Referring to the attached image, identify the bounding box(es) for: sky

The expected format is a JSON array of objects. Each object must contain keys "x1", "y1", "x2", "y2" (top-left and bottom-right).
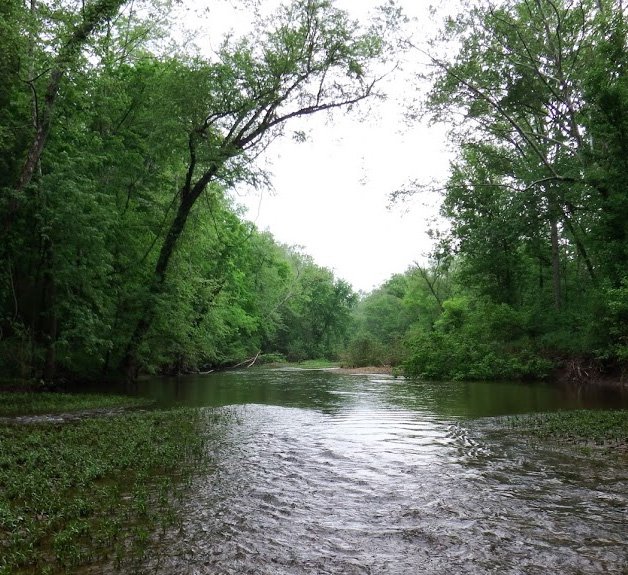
[
  {"x1": 177, "y1": 0, "x2": 454, "y2": 292},
  {"x1": 237, "y1": 103, "x2": 451, "y2": 293}
]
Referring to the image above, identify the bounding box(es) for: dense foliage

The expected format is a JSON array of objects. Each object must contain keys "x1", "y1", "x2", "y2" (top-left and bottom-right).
[
  {"x1": 0, "y1": 0, "x2": 387, "y2": 382},
  {"x1": 348, "y1": 0, "x2": 627, "y2": 381},
  {"x1": 2, "y1": 0, "x2": 625, "y2": 384}
]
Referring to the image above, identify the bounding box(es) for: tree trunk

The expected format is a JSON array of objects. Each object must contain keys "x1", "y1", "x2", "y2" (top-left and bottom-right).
[
  {"x1": 119, "y1": 190, "x2": 199, "y2": 380},
  {"x1": 41, "y1": 238, "x2": 57, "y2": 383},
  {"x1": 550, "y1": 216, "x2": 562, "y2": 311},
  {"x1": 415, "y1": 264, "x2": 444, "y2": 312},
  {"x1": 562, "y1": 210, "x2": 597, "y2": 285},
  {"x1": 119, "y1": 157, "x2": 221, "y2": 380}
]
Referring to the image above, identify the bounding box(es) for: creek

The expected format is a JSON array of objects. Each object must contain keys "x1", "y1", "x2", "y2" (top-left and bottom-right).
[{"x1": 126, "y1": 369, "x2": 626, "y2": 574}]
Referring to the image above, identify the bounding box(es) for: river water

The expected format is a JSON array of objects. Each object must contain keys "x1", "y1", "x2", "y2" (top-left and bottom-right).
[{"x1": 133, "y1": 369, "x2": 626, "y2": 574}]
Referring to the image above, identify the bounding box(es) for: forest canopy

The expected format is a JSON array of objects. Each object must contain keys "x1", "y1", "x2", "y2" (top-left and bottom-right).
[{"x1": 0, "y1": 0, "x2": 389, "y2": 381}]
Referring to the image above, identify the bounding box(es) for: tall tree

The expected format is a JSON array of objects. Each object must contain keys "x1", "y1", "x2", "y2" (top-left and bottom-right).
[
  {"x1": 416, "y1": 0, "x2": 627, "y2": 301},
  {"x1": 14, "y1": 0, "x2": 128, "y2": 196},
  {"x1": 120, "y1": 0, "x2": 393, "y2": 378}
]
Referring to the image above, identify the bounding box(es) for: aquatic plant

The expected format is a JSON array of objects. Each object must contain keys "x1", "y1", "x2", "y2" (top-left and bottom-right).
[
  {"x1": 505, "y1": 409, "x2": 628, "y2": 446},
  {"x1": 0, "y1": 391, "x2": 152, "y2": 417},
  {"x1": 0, "y1": 404, "x2": 225, "y2": 574}
]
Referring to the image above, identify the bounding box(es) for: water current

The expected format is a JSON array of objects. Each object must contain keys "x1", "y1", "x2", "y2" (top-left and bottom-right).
[{"x1": 134, "y1": 369, "x2": 626, "y2": 574}]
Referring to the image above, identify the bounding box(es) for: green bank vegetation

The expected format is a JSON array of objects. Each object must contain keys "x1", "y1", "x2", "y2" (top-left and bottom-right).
[
  {"x1": 345, "y1": 0, "x2": 628, "y2": 383},
  {"x1": 0, "y1": 404, "x2": 226, "y2": 574},
  {"x1": 0, "y1": 391, "x2": 151, "y2": 417},
  {"x1": 504, "y1": 410, "x2": 628, "y2": 447}
]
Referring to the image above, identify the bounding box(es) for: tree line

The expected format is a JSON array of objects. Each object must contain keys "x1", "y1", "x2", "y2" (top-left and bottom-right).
[
  {"x1": 0, "y1": 0, "x2": 387, "y2": 382},
  {"x1": 1, "y1": 0, "x2": 625, "y2": 384},
  {"x1": 349, "y1": 0, "x2": 627, "y2": 381}
]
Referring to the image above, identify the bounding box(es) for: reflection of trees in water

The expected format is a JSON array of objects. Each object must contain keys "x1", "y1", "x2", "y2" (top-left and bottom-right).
[
  {"x1": 381, "y1": 379, "x2": 623, "y2": 418},
  {"x1": 130, "y1": 370, "x2": 626, "y2": 418}
]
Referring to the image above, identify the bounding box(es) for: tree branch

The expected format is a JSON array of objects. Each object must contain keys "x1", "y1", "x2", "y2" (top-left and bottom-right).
[{"x1": 16, "y1": 0, "x2": 128, "y2": 194}]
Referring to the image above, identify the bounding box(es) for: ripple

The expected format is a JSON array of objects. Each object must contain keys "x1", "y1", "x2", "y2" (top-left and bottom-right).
[{"x1": 127, "y1": 380, "x2": 628, "y2": 575}]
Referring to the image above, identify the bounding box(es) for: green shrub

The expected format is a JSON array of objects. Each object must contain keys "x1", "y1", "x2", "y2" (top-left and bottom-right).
[{"x1": 403, "y1": 298, "x2": 553, "y2": 380}]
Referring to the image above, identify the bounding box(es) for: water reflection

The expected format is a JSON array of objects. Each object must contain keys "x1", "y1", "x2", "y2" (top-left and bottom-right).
[{"x1": 133, "y1": 368, "x2": 626, "y2": 417}]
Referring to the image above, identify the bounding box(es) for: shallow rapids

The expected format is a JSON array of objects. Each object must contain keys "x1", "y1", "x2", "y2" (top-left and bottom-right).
[{"x1": 131, "y1": 370, "x2": 626, "y2": 574}]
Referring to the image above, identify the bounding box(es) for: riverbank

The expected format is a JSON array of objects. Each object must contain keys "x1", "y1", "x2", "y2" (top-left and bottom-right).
[
  {"x1": 552, "y1": 356, "x2": 627, "y2": 390},
  {"x1": 0, "y1": 393, "x2": 225, "y2": 575},
  {"x1": 262, "y1": 359, "x2": 394, "y2": 375},
  {"x1": 279, "y1": 357, "x2": 627, "y2": 387},
  {"x1": 329, "y1": 365, "x2": 394, "y2": 375}
]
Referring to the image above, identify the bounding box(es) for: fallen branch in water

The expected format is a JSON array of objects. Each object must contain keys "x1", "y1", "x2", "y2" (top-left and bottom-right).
[{"x1": 231, "y1": 351, "x2": 261, "y2": 369}]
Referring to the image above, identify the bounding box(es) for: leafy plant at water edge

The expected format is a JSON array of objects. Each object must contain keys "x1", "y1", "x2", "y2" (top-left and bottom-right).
[
  {"x1": 0, "y1": 391, "x2": 152, "y2": 417},
  {"x1": 504, "y1": 409, "x2": 628, "y2": 445},
  {"x1": 0, "y1": 407, "x2": 226, "y2": 574}
]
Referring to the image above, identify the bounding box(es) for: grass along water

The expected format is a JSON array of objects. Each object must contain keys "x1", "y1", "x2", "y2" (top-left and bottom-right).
[
  {"x1": 503, "y1": 409, "x2": 628, "y2": 447},
  {"x1": 0, "y1": 391, "x2": 152, "y2": 417},
  {"x1": 0, "y1": 395, "x2": 226, "y2": 574}
]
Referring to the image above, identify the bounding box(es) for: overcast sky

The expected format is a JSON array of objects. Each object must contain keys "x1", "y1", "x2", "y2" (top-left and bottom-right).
[{"x1": 178, "y1": 0, "x2": 454, "y2": 292}]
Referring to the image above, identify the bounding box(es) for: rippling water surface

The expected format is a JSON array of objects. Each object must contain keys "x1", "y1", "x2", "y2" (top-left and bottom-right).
[{"x1": 134, "y1": 370, "x2": 626, "y2": 574}]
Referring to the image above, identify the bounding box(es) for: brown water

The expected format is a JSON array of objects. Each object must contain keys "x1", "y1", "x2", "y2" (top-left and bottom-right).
[{"x1": 132, "y1": 369, "x2": 627, "y2": 574}]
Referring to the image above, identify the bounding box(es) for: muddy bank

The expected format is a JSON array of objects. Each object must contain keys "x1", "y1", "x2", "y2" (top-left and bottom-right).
[{"x1": 552, "y1": 357, "x2": 627, "y2": 390}]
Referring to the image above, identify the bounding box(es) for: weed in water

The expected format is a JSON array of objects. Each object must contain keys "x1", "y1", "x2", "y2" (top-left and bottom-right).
[
  {"x1": 0, "y1": 391, "x2": 153, "y2": 417},
  {"x1": 0, "y1": 401, "x2": 227, "y2": 574},
  {"x1": 503, "y1": 409, "x2": 627, "y2": 447}
]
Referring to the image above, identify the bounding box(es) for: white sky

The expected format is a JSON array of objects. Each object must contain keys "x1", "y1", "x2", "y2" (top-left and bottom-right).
[
  {"x1": 178, "y1": 0, "x2": 454, "y2": 292},
  {"x1": 238, "y1": 106, "x2": 450, "y2": 293}
]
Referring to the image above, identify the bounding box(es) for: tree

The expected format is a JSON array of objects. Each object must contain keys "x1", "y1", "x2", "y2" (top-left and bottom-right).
[
  {"x1": 581, "y1": 4, "x2": 628, "y2": 286},
  {"x1": 429, "y1": 0, "x2": 628, "y2": 282},
  {"x1": 14, "y1": 0, "x2": 129, "y2": 196},
  {"x1": 1, "y1": 0, "x2": 134, "y2": 380},
  {"x1": 432, "y1": 5, "x2": 622, "y2": 304},
  {"x1": 120, "y1": 0, "x2": 394, "y2": 378},
  {"x1": 344, "y1": 266, "x2": 451, "y2": 368}
]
